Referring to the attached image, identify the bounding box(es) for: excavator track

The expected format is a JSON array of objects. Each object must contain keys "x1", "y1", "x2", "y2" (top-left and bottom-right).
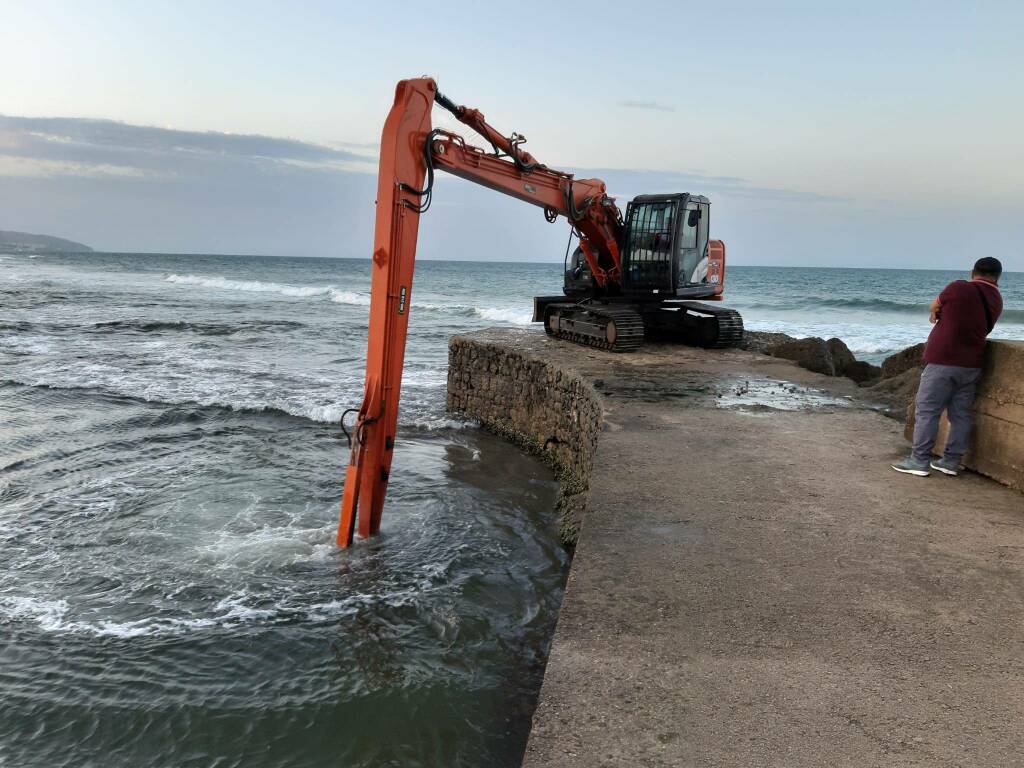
[
  {"x1": 709, "y1": 308, "x2": 744, "y2": 348},
  {"x1": 544, "y1": 304, "x2": 645, "y2": 353},
  {"x1": 658, "y1": 301, "x2": 744, "y2": 349},
  {"x1": 684, "y1": 303, "x2": 741, "y2": 350}
]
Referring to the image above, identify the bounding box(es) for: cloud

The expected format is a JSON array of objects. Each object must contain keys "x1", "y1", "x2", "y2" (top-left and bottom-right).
[
  {"x1": 617, "y1": 100, "x2": 675, "y2": 113},
  {"x1": 581, "y1": 167, "x2": 845, "y2": 204},
  {"x1": 4, "y1": 114, "x2": 1018, "y2": 269},
  {"x1": 0, "y1": 114, "x2": 840, "y2": 262},
  {"x1": 0, "y1": 115, "x2": 375, "y2": 179}
]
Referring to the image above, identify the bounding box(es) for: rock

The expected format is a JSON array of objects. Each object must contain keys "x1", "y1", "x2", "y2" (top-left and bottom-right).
[
  {"x1": 863, "y1": 366, "x2": 923, "y2": 421},
  {"x1": 846, "y1": 360, "x2": 882, "y2": 384},
  {"x1": 739, "y1": 331, "x2": 798, "y2": 355},
  {"x1": 826, "y1": 337, "x2": 857, "y2": 375},
  {"x1": 744, "y1": 331, "x2": 881, "y2": 383},
  {"x1": 881, "y1": 343, "x2": 926, "y2": 379},
  {"x1": 766, "y1": 336, "x2": 853, "y2": 377}
]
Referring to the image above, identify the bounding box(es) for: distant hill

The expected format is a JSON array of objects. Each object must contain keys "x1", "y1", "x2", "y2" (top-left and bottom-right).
[{"x1": 0, "y1": 230, "x2": 93, "y2": 254}]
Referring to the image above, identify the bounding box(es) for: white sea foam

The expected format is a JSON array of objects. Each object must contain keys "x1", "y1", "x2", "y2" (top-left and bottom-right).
[
  {"x1": 406, "y1": 416, "x2": 477, "y2": 432},
  {"x1": 0, "y1": 588, "x2": 377, "y2": 637},
  {"x1": 5, "y1": 361, "x2": 462, "y2": 428},
  {"x1": 473, "y1": 306, "x2": 533, "y2": 325},
  {"x1": 161, "y1": 273, "x2": 538, "y2": 324},
  {"x1": 0, "y1": 596, "x2": 72, "y2": 632},
  {"x1": 0, "y1": 336, "x2": 55, "y2": 354},
  {"x1": 327, "y1": 289, "x2": 372, "y2": 306},
  {"x1": 164, "y1": 273, "x2": 372, "y2": 306}
]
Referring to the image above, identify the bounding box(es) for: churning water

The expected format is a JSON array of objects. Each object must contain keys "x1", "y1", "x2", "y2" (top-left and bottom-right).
[
  {"x1": 1, "y1": 252, "x2": 1021, "y2": 766},
  {"x1": 0, "y1": 253, "x2": 569, "y2": 767}
]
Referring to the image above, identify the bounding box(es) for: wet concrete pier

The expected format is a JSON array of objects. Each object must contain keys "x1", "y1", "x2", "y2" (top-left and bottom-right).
[{"x1": 448, "y1": 329, "x2": 1024, "y2": 767}]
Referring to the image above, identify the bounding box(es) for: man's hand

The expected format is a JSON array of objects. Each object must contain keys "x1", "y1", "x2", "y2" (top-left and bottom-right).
[{"x1": 929, "y1": 297, "x2": 941, "y2": 324}]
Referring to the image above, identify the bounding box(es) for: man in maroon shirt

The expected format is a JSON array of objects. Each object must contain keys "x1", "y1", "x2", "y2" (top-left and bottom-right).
[{"x1": 892, "y1": 257, "x2": 1003, "y2": 476}]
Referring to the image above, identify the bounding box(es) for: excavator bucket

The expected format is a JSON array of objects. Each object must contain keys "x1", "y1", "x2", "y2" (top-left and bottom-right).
[{"x1": 337, "y1": 78, "x2": 437, "y2": 547}]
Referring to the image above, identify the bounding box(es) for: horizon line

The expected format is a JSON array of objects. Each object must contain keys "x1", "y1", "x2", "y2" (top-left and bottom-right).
[{"x1": 26, "y1": 250, "x2": 1019, "y2": 274}]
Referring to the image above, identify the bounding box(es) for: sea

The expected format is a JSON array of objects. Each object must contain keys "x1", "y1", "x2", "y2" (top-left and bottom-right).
[{"x1": 1, "y1": 252, "x2": 1021, "y2": 767}]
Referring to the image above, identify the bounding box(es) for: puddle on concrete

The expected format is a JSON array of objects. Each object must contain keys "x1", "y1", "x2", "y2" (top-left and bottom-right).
[
  {"x1": 715, "y1": 378, "x2": 854, "y2": 415},
  {"x1": 592, "y1": 374, "x2": 853, "y2": 415}
]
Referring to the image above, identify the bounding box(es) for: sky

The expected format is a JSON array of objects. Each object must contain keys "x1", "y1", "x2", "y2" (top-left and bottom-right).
[{"x1": 1, "y1": 0, "x2": 1021, "y2": 269}]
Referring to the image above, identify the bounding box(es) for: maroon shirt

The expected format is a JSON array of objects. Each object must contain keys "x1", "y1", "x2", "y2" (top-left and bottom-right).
[{"x1": 923, "y1": 279, "x2": 1002, "y2": 368}]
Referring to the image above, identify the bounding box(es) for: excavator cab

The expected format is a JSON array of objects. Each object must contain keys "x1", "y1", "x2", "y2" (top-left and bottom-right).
[
  {"x1": 564, "y1": 193, "x2": 720, "y2": 300},
  {"x1": 620, "y1": 193, "x2": 715, "y2": 298}
]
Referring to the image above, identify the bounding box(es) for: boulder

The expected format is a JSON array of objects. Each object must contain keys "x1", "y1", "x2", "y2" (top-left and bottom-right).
[
  {"x1": 766, "y1": 335, "x2": 859, "y2": 378},
  {"x1": 845, "y1": 360, "x2": 883, "y2": 384},
  {"x1": 863, "y1": 366, "x2": 923, "y2": 421},
  {"x1": 826, "y1": 337, "x2": 857, "y2": 375},
  {"x1": 740, "y1": 331, "x2": 798, "y2": 355},
  {"x1": 742, "y1": 331, "x2": 880, "y2": 384},
  {"x1": 881, "y1": 343, "x2": 926, "y2": 379},
  {"x1": 767, "y1": 337, "x2": 835, "y2": 375}
]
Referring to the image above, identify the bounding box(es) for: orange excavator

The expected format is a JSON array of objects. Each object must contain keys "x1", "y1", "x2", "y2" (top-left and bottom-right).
[{"x1": 337, "y1": 78, "x2": 743, "y2": 547}]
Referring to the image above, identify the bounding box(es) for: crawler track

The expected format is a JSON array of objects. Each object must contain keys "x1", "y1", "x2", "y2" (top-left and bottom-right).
[
  {"x1": 544, "y1": 304, "x2": 645, "y2": 353},
  {"x1": 672, "y1": 301, "x2": 745, "y2": 349}
]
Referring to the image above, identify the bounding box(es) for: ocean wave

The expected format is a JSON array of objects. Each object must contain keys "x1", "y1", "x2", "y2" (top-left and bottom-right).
[
  {"x1": 328, "y1": 290, "x2": 372, "y2": 306},
  {"x1": 4, "y1": 319, "x2": 304, "y2": 336},
  {"x1": 817, "y1": 296, "x2": 1024, "y2": 322},
  {"x1": 0, "y1": 374, "x2": 346, "y2": 425},
  {"x1": 0, "y1": 375, "x2": 470, "y2": 434},
  {"x1": 87, "y1": 319, "x2": 306, "y2": 335},
  {"x1": 0, "y1": 321, "x2": 34, "y2": 333},
  {"x1": 164, "y1": 273, "x2": 372, "y2": 306},
  {"x1": 473, "y1": 306, "x2": 533, "y2": 325},
  {"x1": 404, "y1": 416, "x2": 478, "y2": 432},
  {"x1": 738, "y1": 297, "x2": 926, "y2": 314},
  {"x1": 740, "y1": 295, "x2": 1024, "y2": 323},
  {"x1": 413, "y1": 302, "x2": 533, "y2": 325},
  {"x1": 162, "y1": 273, "x2": 536, "y2": 324}
]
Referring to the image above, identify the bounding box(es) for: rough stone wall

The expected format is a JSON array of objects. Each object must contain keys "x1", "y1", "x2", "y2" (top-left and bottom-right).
[
  {"x1": 447, "y1": 335, "x2": 602, "y2": 545},
  {"x1": 906, "y1": 340, "x2": 1024, "y2": 491}
]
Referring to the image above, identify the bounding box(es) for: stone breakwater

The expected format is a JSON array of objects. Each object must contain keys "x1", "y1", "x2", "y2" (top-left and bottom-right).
[{"x1": 447, "y1": 331, "x2": 602, "y2": 545}]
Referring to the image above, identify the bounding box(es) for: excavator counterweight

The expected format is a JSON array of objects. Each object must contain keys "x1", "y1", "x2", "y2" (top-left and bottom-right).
[{"x1": 337, "y1": 78, "x2": 743, "y2": 546}]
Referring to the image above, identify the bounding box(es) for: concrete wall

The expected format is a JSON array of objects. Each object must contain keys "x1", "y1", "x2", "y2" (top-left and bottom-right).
[
  {"x1": 907, "y1": 340, "x2": 1024, "y2": 491},
  {"x1": 447, "y1": 333, "x2": 603, "y2": 545}
]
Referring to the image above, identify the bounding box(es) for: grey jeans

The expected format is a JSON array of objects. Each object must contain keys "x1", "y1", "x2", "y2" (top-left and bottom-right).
[{"x1": 912, "y1": 363, "x2": 983, "y2": 463}]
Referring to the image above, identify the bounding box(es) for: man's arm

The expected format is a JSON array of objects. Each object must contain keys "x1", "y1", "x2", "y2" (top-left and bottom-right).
[{"x1": 930, "y1": 281, "x2": 959, "y2": 324}]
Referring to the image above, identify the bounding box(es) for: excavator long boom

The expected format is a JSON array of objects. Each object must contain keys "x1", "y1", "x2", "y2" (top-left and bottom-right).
[{"x1": 337, "y1": 77, "x2": 619, "y2": 547}]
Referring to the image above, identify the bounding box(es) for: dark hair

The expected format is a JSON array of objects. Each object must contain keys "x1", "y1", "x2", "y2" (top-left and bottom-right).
[{"x1": 973, "y1": 257, "x2": 1002, "y2": 278}]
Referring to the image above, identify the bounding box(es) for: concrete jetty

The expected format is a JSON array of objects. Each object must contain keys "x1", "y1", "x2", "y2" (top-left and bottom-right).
[{"x1": 448, "y1": 329, "x2": 1024, "y2": 767}]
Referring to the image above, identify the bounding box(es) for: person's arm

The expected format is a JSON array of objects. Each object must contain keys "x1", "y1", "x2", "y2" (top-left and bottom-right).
[{"x1": 930, "y1": 282, "x2": 958, "y2": 324}]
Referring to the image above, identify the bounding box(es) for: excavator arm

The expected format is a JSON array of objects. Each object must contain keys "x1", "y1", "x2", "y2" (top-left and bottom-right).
[{"x1": 337, "y1": 77, "x2": 620, "y2": 547}]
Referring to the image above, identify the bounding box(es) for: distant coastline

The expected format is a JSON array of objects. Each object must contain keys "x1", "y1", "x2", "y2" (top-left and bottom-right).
[{"x1": 0, "y1": 229, "x2": 93, "y2": 254}]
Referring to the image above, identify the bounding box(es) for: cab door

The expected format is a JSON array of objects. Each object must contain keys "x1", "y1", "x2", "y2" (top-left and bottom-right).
[{"x1": 675, "y1": 202, "x2": 710, "y2": 294}]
